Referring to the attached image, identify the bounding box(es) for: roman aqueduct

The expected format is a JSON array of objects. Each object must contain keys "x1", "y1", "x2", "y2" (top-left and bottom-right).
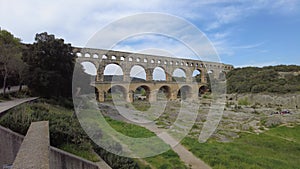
[{"x1": 73, "y1": 48, "x2": 233, "y2": 102}]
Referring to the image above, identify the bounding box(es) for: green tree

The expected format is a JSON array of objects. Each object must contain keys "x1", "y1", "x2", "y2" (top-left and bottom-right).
[
  {"x1": 22, "y1": 32, "x2": 75, "y2": 98},
  {"x1": 0, "y1": 29, "x2": 23, "y2": 95}
]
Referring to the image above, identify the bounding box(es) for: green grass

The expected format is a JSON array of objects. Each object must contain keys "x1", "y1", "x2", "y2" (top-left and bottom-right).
[
  {"x1": 83, "y1": 109, "x2": 187, "y2": 169},
  {"x1": 182, "y1": 126, "x2": 300, "y2": 169},
  {"x1": 59, "y1": 144, "x2": 100, "y2": 162},
  {"x1": 106, "y1": 117, "x2": 187, "y2": 168},
  {"x1": 131, "y1": 101, "x2": 151, "y2": 111},
  {"x1": 238, "y1": 98, "x2": 250, "y2": 106},
  {"x1": 143, "y1": 150, "x2": 187, "y2": 169},
  {"x1": 105, "y1": 117, "x2": 155, "y2": 138}
]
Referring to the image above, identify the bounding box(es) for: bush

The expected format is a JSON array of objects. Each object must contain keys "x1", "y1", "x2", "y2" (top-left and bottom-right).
[{"x1": 238, "y1": 98, "x2": 250, "y2": 106}]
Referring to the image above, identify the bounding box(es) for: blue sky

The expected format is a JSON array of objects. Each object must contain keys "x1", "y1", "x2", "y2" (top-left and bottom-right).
[{"x1": 1, "y1": 0, "x2": 299, "y2": 67}]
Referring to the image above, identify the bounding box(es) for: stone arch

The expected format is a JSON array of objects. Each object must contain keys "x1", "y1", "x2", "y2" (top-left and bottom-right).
[
  {"x1": 192, "y1": 69, "x2": 202, "y2": 82},
  {"x1": 80, "y1": 61, "x2": 97, "y2": 76},
  {"x1": 93, "y1": 53, "x2": 99, "y2": 58},
  {"x1": 199, "y1": 85, "x2": 208, "y2": 97},
  {"x1": 153, "y1": 66, "x2": 166, "y2": 81},
  {"x1": 133, "y1": 85, "x2": 151, "y2": 101},
  {"x1": 130, "y1": 65, "x2": 146, "y2": 81},
  {"x1": 207, "y1": 69, "x2": 214, "y2": 79},
  {"x1": 105, "y1": 85, "x2": 127, "y2": 101},
  {"x1": 157, "y1": 85, "x2": 171, "y2": 101},
  {"x1": 219, "y1": 71, "x2": 226, "y2": 80},
  {"x1": 172, "y1": 68, "x2": 186, "y2": 82},
  {"x1": 177, "y1": 85, "x2": 192, "y2": 100},
  {"x1": 102, "y1": 55, "x2": 108, "y2": 59},
  {"x1": 76, "y1": 52, "x2": 82, "y2": 57},
  {"x1": 84, "y1": 53, "x2": 91, "y2": 58},
  {"x1": 103, "y1": 63, "x2": 124, "y2": 81}
]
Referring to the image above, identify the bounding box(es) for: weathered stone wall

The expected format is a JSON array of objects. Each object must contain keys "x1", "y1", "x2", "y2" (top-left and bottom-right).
[
  {"x1": 50, "y1": 147, "x2": 98, "y2": 169},
  {"x1": 0, "y1": 125, "x2": 24, "y2": 168}
]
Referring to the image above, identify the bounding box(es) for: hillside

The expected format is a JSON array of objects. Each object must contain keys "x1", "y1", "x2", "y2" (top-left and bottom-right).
[{"x1": 226, "y1": 65, "x2": 300, "y2": 94}]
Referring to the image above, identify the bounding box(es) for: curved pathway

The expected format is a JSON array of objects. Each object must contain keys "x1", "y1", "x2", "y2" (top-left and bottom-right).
[
  {"x1": 0, "y1": 97, "x2": 38, "y2": 114},
  {"x1": 101, "y1": 102, "x2": 212, "y2": 169}
]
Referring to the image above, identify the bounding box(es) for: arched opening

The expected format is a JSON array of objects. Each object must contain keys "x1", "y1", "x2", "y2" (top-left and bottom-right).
[
  {"x1": 105, "y1": 85, "x2": 126, "y2": 102},
  {"x1": 172, "y1": 68, "x2": 186, "y2": 82},
  {"x1": 130, "y1": 65, "x2": 146, "y2": 81},
  {"x1": 207, "y1": 70, "x2": 214, "y2": 79},
  {"x1": 84, "y1": 53, "x2": 91, "y2": 58},
  {"x1": 177, "y1": 85, "x2": 192, "y2": 100},
  {"x1": 102, "y1": 55, "x2": 107, "y2": 59},
  {"x1": 76, "y1": 52, "x2": 82, "y2": 57},
  {"x1": 219, "y1": 71, "x2": 226, "y2": 80},
  {"x1": 80, "y1": 61, "x2": 97, "y2": 76},
  {"x1": 93, "y1": 54, "x2": 99, "y2": 58},
  {"x1": 94, "y1": 87, "x2": 99, "y2": 101},
  {"x1": 153, "y1": 67, "x2": 166, "y2": 81},
  {"x1": 199, "y1": 86, "x2": 208, "y2": 97},
  {"x1": 133, "y1": 85, "x2": 150, "y2": 101},
  {"x1": 192, "y1": 69, "x2": 201, "y2": 82},
  {"x1": 103, "y1": 63, "x2": 123, "y2": 81},
  {"x1": 157, "y1": 86, "x2": 171, "y2": 101}
]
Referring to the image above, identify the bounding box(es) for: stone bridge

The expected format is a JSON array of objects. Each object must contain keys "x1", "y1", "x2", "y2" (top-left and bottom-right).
[{"x1": 73, "y1": 48, "x2": 233, "y2": 102}]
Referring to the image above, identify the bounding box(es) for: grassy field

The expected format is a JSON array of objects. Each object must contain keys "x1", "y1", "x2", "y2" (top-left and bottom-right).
[{"x1": 182, "y1": 125, "x2": 300, "y2": 169}]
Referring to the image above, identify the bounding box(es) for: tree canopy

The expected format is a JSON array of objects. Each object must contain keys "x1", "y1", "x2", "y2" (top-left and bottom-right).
[
  {"x1": 23, "y1": 32, "x2": 75, "y2": 98},
  {"x1": 0, "y1": 29, "x2": 24, "y2": 95}
]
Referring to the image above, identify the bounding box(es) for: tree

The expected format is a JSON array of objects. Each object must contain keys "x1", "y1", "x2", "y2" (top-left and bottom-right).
[
  {"x1": 22, "y1": 32, "x2": 75, "y2": 98},
  {"x1": 0, "y1": 29, "x2": 23, "y2": 95}
]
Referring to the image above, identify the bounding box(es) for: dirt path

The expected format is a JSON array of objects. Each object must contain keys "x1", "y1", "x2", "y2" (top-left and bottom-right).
[
  {"x1": 0, "y1": 97, "x2": 38, "y2": 114},
  {"x1": 100, "y1": 103, "x2": 212, "y2": 169}
]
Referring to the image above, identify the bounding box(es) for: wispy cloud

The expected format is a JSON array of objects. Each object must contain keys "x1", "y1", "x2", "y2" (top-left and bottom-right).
[
  {"x1": 232, "y1": 42, "x2": 265, "y2": 49},
  {"x1": 1, "y1": 0, "x2": 299, "y2": 66}
]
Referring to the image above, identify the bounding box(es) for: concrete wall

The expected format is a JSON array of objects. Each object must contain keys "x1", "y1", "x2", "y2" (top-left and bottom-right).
[
  {"x1": 13, "y1": 121, "x2": 50, "y2": 169},
  {"x1": 50, "y1": 147, "x2": 98, "y2": 169},
  {"x1": 0, "y1": 125, "x2": 99, "y2": 169},
  {"x1": 0, "y1": 125, "x2": 24, "y2": 168}
]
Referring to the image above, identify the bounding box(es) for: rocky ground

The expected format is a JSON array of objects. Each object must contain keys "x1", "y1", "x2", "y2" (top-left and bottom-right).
[{"x1": 99, "y1": 93, "x2": 300, "y2": 143}]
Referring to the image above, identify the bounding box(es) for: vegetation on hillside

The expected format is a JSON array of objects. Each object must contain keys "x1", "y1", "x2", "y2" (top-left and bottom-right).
[
  {"x1": 0, "y1": 99, "x2": 139, "y2": 167},
  {"x1": 226, "y1": 65, "x2": 300, "y2": 93},
  {"x1": 0, "y1": 100, "x2": 187, "y2": 169}
]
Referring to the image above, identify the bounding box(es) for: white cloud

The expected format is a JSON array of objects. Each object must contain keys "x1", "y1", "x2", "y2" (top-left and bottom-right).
[{"x1": 0, "y1": 0, "x2": 299, "y2": 65}]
